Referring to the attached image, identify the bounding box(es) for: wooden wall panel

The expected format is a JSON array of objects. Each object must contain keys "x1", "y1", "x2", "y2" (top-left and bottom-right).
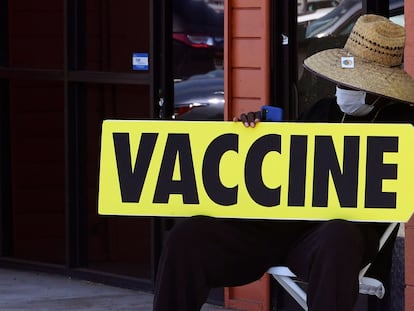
[
  {"x1": 406, "y1": 226, "x2": 414, "y2": 284},
  {"x1": 224, "y1": 0, "x2": 271, "y2": 309},
  {"x1": 224, "y1": 0, "x2": 270, "y2": 121},
  {"x1": 406, "y1": 286, "x2": 414, "y2": 311},
  {"x1": 406, "y1": 1, "x2": 414, "y2": 310},
  {"x1": 405, "y1": 0, "x2": 414, "y2": 78},
  {"x1": 231, "y1": 39, "x2": 263, "y2": 68},
  {"x1": 232, "y1": 9, "x2": 265, "y2": 37},
  {"x1": 232, "y1": 68, "x2": 265, "y2": 98},
  {"x1": 225, "y1": 275, "x2": 270, "y2": 311}
]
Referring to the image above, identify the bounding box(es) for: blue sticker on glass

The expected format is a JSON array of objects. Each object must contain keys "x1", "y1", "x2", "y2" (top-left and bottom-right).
[{"x1": 133, "y1": 53, "x2": 149, "y2": 71}]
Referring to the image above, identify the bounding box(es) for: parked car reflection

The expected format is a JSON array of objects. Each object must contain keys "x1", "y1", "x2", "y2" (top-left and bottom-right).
[
  {"x1": 174, "y1": 69, "x2": 224, "y2": 120},
  {"x1": 173, "y1": 0, "x2": 224, "y2": 81},
  {"x1": 305, "y1": 0, "x2": 403, "y2": 39},
  {"x1": 297, "y1": 0, "x2": 340, "y2": 27}
]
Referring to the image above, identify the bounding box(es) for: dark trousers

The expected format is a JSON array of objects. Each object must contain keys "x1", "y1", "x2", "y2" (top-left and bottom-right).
[{"x1": 153, "y1": 216, "x2": 379, "y2": 311}]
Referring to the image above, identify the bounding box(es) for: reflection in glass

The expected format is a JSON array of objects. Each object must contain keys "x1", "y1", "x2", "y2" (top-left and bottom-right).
[{"x1": 172, "y1": 0, "x2": 224, "y2": 120}]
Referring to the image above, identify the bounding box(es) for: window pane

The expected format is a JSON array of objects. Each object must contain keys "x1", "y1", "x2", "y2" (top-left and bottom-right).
[
  {"x1": 84, "y1": 83, "x2": 152, "y2": 279},
  {"x1": 10, "y1": 80, "x2": 66, "y2": 263},
  {"x1": 85, "y1": 0, "x2": 150, "y2": 73},
  {"x1": 8, "y1": 0, "x2": 64, "y2": 69}
]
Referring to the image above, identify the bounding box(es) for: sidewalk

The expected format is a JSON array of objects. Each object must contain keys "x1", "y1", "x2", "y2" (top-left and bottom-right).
[{"x1": 0, "y1": 268, "x2": 236, "y2": 311}]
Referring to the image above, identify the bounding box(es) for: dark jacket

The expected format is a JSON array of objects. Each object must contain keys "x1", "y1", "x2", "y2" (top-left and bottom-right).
[{"x1": 299, "y1": 96, "x2": 414, "y2": 285}]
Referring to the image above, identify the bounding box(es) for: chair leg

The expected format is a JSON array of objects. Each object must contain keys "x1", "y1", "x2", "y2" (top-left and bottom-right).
[{"x1": 272, "y1": 275, "x2": 308, "y2": 311}]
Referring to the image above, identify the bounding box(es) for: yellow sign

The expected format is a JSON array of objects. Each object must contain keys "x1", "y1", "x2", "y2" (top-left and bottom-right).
[{"x1": 98, "y1": 120, "x2": 414, "y2": 222}]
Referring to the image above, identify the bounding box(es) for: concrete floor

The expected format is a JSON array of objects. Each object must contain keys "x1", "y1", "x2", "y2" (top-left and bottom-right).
[{"x1": 0, "y1": 268, "x2": 236, "y2": 311}]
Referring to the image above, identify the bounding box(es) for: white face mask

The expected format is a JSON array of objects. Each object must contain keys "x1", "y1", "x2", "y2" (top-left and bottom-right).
[{"x1": 335, "y1": 86, "x2": 374, "y2": 116}]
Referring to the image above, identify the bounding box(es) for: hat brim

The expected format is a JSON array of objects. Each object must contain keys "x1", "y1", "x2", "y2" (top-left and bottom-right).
[{"x1": 304, "y1": 48, "x2": 414, "y2": 104}]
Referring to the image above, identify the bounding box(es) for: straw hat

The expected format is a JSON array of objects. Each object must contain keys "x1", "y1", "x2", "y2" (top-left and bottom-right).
[{"x1": 304, "y1": 14, "x2": 414, "y2": 103}]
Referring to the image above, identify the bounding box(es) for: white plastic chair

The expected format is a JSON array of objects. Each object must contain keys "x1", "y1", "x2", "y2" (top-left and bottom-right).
[{"x1": 267, "y1": 222, "x2": 399, "y2": 311}]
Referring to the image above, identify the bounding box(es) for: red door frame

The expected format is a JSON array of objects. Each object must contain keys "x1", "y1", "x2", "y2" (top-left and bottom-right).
[{"x1": 223, "y1": 0, "x2": 270, "y2": 309}]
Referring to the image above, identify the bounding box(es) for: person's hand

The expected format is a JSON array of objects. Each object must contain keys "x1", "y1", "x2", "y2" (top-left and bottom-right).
[{"x1": 233, "y1": 111, "x2": 261, "y2": 128}]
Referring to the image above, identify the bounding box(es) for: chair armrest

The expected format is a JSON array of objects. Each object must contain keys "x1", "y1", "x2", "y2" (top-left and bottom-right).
[
  {"x1": 268, "y1": 266, "x2": 297, "y2": 277},
  {"x1": 359, "y1": 277, "x2": 385, "y2": 299}
]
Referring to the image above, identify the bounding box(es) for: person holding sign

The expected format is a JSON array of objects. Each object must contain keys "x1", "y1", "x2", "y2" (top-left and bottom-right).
[{"x1": 153, "y1": 14, "x2": 414, "y2": 311}]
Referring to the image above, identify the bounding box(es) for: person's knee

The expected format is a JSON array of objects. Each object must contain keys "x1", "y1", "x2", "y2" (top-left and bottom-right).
[
  {"x1": 318, "y1": 220, "x2": 364, "y2": 258},
  {"x1": 163, "y1": 216, "x2": 214, "y2": 255}
]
